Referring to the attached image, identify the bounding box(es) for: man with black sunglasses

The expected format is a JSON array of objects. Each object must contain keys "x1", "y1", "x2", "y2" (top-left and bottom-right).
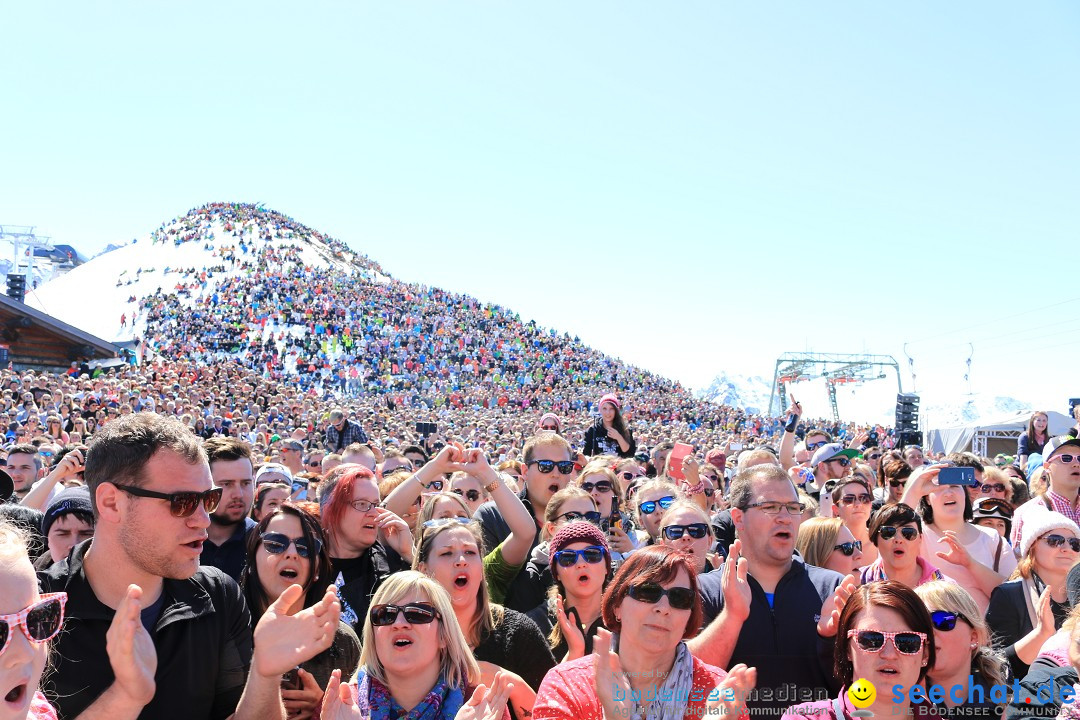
[
  {"x1": 807, "y1": 443, "x2": 859, "y2": 502},
  {"x1": 40, "y1": 412, "x2": 339, "y2": 720},
  {"x1": 690, "y1": 464, "x2": 854, "y2": 715}
]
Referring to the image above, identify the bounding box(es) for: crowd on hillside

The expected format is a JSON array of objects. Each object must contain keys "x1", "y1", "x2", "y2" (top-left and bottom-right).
[
  {"x1": 8, "y1": 203, "x2": 1080, "y2": 720},
  {"x1": 1, "y1": 353, "x2": 1080, "y2": 720}
]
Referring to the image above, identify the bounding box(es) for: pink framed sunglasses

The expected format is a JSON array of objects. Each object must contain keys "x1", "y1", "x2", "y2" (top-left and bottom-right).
[{"x1": 0, "y1": 593, "x2": 68, "y2": 655}]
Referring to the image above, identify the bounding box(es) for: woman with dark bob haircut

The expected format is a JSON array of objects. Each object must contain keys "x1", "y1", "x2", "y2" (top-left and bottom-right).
[
  {"x1": 240, "y1": 502, "x2": 361, "y2": 719},
  {"x1": 533, "y1": 545, "x2": 756, "y2": 720},
  {"x1": 783, "y1": 581, "x2": 937, "y2": 720}
]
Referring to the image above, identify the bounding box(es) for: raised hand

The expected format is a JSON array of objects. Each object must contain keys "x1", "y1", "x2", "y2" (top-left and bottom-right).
[
  {"x1": 106, "y1": 584, "x2": 157, "y2": 706},
  {"x1": 254, "y1": 585, "x2": 340, "y2": 678},
  {"x1": 321, "y1": 669, "x2": 366, "y2": 720},
  {"x1": 817, "y1": 574, "x2": 859, "y2": 637},
  {"x1": 456, "y1": 670, "x2": 514, "y2": 720},
  {"x1": 722, "y1": 539, "x2": 751, "y2": 622},
  {"x1": 593, "y1": 628, "x2": 635, "y2": 720},
  {"x1": 373, "y1": 508, "x2": 414, "y2": 560},
  {"x1": 555, "y1": 597, "x2": 586, "y2": 659},
  {"x1": 707, "y1": 663, "x2": 757, "y2": 718},
  {"x1": 935, "y1": 530, "x2": 973, "y2": 568}
]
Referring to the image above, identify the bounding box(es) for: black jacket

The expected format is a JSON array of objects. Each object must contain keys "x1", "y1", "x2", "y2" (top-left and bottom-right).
[
  {"x1": 1005, "y1": 657, "x2": 1078, "y2": 720},
  {"x1": 582, "y1": 420, "x2": 636, "y2": 459},
  {"x1": 697, "y1": 555, "x2": 844, "y2": 715},
  {"x1": 987, "y1": 579, "x2": 1071, "y2": 682},
  {"x1": 330, "y1": 541, "x2": 407, "y2": 634},
  {"x1": 39, "y1": 540, "x2": 252, "y2": 720}
]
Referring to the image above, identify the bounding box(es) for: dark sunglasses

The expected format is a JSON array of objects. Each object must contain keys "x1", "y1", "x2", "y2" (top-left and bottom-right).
[
  {"x1": 638, "y1": 496, "x2": 676, "y2": 515},
  {"x1": 553, "y1": 545, "x2": 607, "y2": 567},
  {"x1": 620, "y1": 471, "x2": 643, "y2": 481},
  {"x1": 527, "y1": 459, "x2": 576, "y2": 475},
  {"x1": 558, "y1": 510, "x2": 602, "y2": 524},
  {"x1": 980, "y1": 483, "x2": 1007, "y2": 493},
  {"x1": 840, "y1": 493, "x2": 872, "y2": 506},
  {"x1": 426, "y1": 479, "x2": 444, "y2": 492},
  {"x1": 848, "y1": 629, "x2": 926, "y2": 655},
  {"x1": 867, "y1": 454, "x2": 882, "y2": 461},
  {"x1": 662, "y1": 523, "x2": 709, "y2": 540},
  {"x1": 1052, "y1": 454, "x2": 1078, "y2": 464},
  {"x1": 833, "y1": 540, "x2": 863, "y2": 556},
  {"x1": 626, "y1": 582, "x2": 695, "y2": 610},
  {"x1": 0, "y1": 593, "x2": 67, "y2": 656},
  {"x1": 580, "y1": 480, "x2": 613, "y2": 494},
  {"x1": 112, "y1": 483, "x2": 222, "y2": 518},
  {"x1": 1044, "y1": 534, "x2": 1080, "y2": 552},
  {"x1": 261, "y1": 532, "x2": 322, "y2": 559},
  {"x1": 807, "y1": 441, "x2": 828, "y2": 451},
  {"x1": 452, "y1": 488, "x2": 481, "y2": 502},
  {"x1": 827, "y1": 457, "x2": 851, "y2": 468},
  {"x1": 878, "y1": 525, "x2": 919, "y2": 541},
  {"x1": 306, "y1": 460, "x2": 322, "y2": 468},
  {"x1": 541, "y1": 425, "x2": 559, "y2": 431},
  {"x1": 369, "y1": 602, "x2": 440, "y2": 626},
  {"x1": 930, "y1": 610, "x2": 971, "y2": 632},
  {"x1": 888, "y1": 480, "x2": 907, "y2": 488}
]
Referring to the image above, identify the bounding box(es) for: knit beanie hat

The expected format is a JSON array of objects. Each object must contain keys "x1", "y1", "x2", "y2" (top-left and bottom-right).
[
  {"x1": 41, "y1": 487, "x2": 93, "y2": 538},
  {"x1": 1019, "y1": 508, "x2": 1080, "y2": 557},
  {"x1": 550, "y1": 521, "x2": 611, "y2": 577}
]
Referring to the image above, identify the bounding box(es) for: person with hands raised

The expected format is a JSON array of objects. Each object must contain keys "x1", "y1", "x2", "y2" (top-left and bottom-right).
[
  {"x1": 986, "y1": 508, "x2": 1080, "y2": 680},
  {"x1": 319, "y1": 571, "x2": 514, "y2": 720},
  {"x1": 690, "y1": 464, "x2": 846, "y2": 715},
  {"x1": 526, "y1": 521, "x2": 613, "y2": 662},
  {"x1": 321, "y1": 464, "x2": 413, "y2": 631},
  {"x1": 533, "y1": 545, "x2": 757, "y2": 720},
  {"x1": 900, "y1": 463, "x2": 1015, "y2": 612},
  {"x1": 239, "y1": 502, "x2": 361, "y2": 719},
  {"x1": 39, "y1": 411, "x2": 336, "y2": 720}
]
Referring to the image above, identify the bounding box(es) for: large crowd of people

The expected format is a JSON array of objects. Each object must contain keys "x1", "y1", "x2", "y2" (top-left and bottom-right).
[{"x1": 2, "y1": 204, "x2": 1080, "y2": 719}]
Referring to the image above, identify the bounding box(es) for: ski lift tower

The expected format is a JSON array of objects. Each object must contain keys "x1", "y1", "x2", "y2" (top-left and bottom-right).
[
  {"x1": 768, "y1": 352, "x2": 903, "y2": 422},
  {"x1": 0, "y1": 225, "x2": 53, "y2": 298}
]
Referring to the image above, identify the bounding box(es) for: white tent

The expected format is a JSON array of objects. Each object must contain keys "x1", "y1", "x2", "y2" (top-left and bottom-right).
[{"x1": 926, "y1": 411, "x2": 1074, "y2": 457}]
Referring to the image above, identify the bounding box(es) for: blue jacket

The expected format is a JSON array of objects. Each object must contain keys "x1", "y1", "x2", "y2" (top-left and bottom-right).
[{"x1": 697, "y1": 555, "x2": 843, "y2": 714}]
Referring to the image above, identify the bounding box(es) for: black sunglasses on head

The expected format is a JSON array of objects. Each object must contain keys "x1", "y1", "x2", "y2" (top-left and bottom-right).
[
  {"x1": 528, "y1": 459, "x2": 576, "y2": 475},
  {"x1": 453, "y1": 488, "x2": 481, "y2": 502},
  {"x1": 626, "y1": 582, "x2": 695, "y2": 610},
  {"x1": 112, "y1": 483, "x2": 222, "y2": 518},
  {"x1": 369, "y1": 602, "x2": 440, "y2": 626},
  {"x1": 261, "y1": 532, "x2": 322, "y2": 558},
  {"x1": 833, "y1": 540, "x2": 862, "y2": 556},
  {"x1": 662, "y1": 523, "x2": 709, "y2": 540},
  {"x1": 558, "y1": 510, "x2": 601, "y2": 524}
]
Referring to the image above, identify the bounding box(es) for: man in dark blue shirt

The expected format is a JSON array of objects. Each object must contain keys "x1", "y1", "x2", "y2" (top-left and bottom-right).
[
  {"x1": 691, "y1": 463, "x2": 857, "y2": 715},
  {"x1": 200, "y1": 436, "x2": 256, "y2": 582}
]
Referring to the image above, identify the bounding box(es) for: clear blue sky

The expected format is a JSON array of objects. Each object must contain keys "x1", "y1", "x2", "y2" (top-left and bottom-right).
[{"x1": 4, "y1": 2, "x2": 1079, "y2": 419}]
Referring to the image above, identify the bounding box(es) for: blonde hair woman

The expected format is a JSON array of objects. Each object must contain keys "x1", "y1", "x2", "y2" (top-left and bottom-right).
[
  {"x1": 916, "y1": 581, "x2": 1006, "y2": 714},
  {"x1": 796, "y1": 516, "x2": 864, "y2": 576},
  {"x1": 321, "y1": 571, "x2": 513, "y2": 720}
]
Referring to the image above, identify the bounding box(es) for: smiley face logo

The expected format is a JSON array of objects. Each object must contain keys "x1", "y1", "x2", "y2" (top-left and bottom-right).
[{"x1": 848, "y1": 678, "x2": 876, "y2": 709}]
